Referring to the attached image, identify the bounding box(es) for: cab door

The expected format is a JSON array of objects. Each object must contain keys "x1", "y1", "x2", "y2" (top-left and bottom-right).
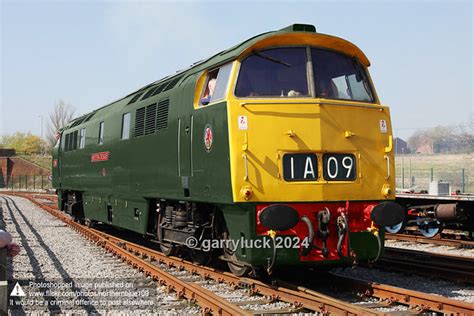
[
  {"x1": 177, "y1": 75, "x2": 198, "y2": 197},
  {"x1": 178, "y1": 113, "x2": 192, "y2": 196}
]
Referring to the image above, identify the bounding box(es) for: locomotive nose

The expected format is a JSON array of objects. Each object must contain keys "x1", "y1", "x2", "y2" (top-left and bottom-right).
[{"x1": 370, "y1": 202, "x2": 406, "y2": 227}]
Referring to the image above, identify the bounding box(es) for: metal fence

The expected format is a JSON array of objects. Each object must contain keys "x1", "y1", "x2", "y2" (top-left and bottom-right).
[
  {"x1": 395, "y1": 163, "x2": 472, "y2": 193},
  {"x1": 4, "y1": 175, "x2": 52, "y2": 191}
]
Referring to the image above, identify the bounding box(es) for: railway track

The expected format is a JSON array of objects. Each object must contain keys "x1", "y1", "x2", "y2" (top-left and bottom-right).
[
  {"x1": 8, "y1": 192, "x2": 474, "y2": 315},
  {"x1": 378, "y1": 247, "x2": 474, "y2": 284},
  {"x1": 386, "y1": 233, "x2": 474, "y2": 249}
]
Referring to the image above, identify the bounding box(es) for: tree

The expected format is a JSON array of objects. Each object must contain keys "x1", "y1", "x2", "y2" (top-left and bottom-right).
[
  {"x1": 46, "y1": 99, "x2": 75, "y2": 148},
  {"x1": 407, "y1": 130, "x2": 424, "y2": 152},
  {"x1": 407, "y1": 124, "x2": 473, "y2": 154},
  {"x1": 0, "y1": 132, "x2": 45, "y2": 154}
]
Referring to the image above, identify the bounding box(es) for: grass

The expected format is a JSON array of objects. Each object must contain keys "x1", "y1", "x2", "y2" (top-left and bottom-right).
[{"x1": 395, "y1": 153, "x2": 473, "y2": 193}]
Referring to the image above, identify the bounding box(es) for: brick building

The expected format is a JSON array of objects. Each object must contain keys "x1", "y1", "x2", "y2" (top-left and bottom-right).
[{"x1": 0, "y1": 155, "x2": 49, "y2": 188}]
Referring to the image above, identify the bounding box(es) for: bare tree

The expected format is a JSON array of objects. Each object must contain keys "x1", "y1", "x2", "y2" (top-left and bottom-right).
[{"x1": 46, "y1": 99, "x2": 75, "y2": 148}]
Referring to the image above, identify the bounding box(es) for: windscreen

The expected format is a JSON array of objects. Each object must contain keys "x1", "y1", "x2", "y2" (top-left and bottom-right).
[
  {"x1": 312, "y1": 48, "x2": 374, "y2": 102},
  {"x1": 235, "y1": 47, "x2": 308, "y2": 97},
  {"x1": 235, "y1": 47, "x2": 374, "y2": 103}
]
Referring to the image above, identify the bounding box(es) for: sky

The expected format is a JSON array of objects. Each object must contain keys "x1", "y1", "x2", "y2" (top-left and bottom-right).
[{"x1": 0, "y1": 0, "x2": 473, "y2": 140}]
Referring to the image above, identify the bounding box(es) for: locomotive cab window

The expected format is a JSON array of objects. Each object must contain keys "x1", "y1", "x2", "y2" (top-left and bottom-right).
[
  {"x1": 312, "y1": 49, "x2": 374, "y2": 102},
  {"x1": 200, "y1": 63, "x2": 233, "y2": 106},
  {"x1": 235, "y1": 47, "x2": 309, "y2": 98}
]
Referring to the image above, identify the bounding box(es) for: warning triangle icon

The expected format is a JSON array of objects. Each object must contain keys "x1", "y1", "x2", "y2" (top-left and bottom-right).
[{"x1": 10, "y1": 282, "x2": 25, "y2": 297}]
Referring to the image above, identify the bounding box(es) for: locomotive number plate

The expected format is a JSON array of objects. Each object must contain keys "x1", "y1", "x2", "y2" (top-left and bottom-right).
[
  {"x1": 322, "y1": 154, "x2": 356, "y2": 181},
  {"x1": 283, "y1": 153, "x2": 318, "y2": 181}
]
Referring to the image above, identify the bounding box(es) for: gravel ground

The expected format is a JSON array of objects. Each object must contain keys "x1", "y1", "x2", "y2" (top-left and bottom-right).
[
  {"x1": 385, "y1": 239, "x2": 474, "y2": 258},
  {"x1": 0, "y1": 195, "x2": 199, "y2": 315}
]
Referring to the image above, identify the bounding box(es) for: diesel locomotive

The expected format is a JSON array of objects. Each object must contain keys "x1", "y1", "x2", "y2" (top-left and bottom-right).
[{"x1": 52, "y1": 24, "x2": 404, "y2": 276}]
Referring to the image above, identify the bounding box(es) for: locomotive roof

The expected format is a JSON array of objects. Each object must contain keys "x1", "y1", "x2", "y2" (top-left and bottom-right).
[{"x1": 65, "y1": 24, "x2": 370, "y2": 130}]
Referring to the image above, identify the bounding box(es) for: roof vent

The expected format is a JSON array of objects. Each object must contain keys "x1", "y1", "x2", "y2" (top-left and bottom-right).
[
  {"x1": 128, "y1": 91, "x2": 145, "y2": 105},
  {"x1": 279, "y1": 24, "x2": 316, "y2": 33}
]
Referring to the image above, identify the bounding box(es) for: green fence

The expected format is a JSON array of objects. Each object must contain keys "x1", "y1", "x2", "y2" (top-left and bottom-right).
[{"x1": 5, "y1": 175, "x2": 52, "y2": 191}]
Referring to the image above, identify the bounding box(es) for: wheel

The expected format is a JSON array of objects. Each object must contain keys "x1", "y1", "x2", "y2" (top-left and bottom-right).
[
  {"x1": 157, "y1": 213, "x2": 176, "y2": 256},
  {"x1": 222, "y1": 231, "x2": 251, "y2": 276},
  {"x1": 385, "y1": 221, "x2": 404, "y2": 234},
  {"x1": 417, "y1": 219, "x2": 442, "y2": 238}
]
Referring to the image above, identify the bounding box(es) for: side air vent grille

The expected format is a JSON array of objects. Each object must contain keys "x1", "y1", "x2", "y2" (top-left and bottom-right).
[
  {"x1": 128, "y1": 92, "x2": 144, "y2": 105},
  {"x1": 134, "y1": 107, "x2": 146, "y2": 137},
  {"x1": 145, "y1": 104, "x2": 157, "y2": 135},
  {"x1": 156, "y1": 99, "x2": 169, "y2": 130},
  {"x1": 135, "y1": 99, "x2": 169, "y2": 137}
]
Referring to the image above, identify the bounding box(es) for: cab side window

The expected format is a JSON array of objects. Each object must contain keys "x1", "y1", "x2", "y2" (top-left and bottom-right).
[
  {"x1": 200, "y1": 63, "x2": 233, "y2": 106},
  {"x1": 79, "y1": 128, "x2": 86, "y2": 149},
  {"x1": 121, "y1": 113, "x2": 131, "y2": 140}
]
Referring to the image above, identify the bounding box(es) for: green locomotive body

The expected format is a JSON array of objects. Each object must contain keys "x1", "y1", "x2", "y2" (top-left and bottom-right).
[{"x1": 53, "y1": 24, "x2": 404, "y2": 275}]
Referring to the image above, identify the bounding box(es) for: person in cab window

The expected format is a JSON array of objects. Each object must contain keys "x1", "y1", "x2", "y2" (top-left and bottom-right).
[{"x1": 200, "y1": 72, "x2": 218, "y2": 106}]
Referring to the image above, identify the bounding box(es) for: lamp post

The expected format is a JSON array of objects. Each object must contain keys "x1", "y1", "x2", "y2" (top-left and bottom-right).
[{"x1": 39, "y1": 115, "x2": 44, "y2": 155}]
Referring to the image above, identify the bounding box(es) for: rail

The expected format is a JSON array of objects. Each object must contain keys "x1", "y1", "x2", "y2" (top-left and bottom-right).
[{"x1": 379, "y1": 247, "x2": 474, "y2": 284}]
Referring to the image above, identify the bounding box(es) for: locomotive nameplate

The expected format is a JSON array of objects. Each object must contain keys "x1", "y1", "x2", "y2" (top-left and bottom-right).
[
  {"x1": 283, "y1": 153, "x2": 318, "y2": 181},
  {"x1": 91, "y1": 151, "x2": 110, "y2": 162}
]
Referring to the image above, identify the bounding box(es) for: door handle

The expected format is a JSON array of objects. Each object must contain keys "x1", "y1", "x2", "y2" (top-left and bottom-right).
[{"x1": 185, "y1": 126, "x2": 190, "y2": 134}]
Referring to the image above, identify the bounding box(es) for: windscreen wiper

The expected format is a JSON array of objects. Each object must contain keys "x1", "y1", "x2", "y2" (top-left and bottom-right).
[{"x1": 253, "y1": 50, "x2": 292, "y2": 67}]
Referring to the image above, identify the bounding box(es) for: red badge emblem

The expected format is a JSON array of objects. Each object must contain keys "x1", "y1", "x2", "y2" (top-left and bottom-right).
[{"x1": 203, "y1": 125, "x2": 213, "y2": 152}]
